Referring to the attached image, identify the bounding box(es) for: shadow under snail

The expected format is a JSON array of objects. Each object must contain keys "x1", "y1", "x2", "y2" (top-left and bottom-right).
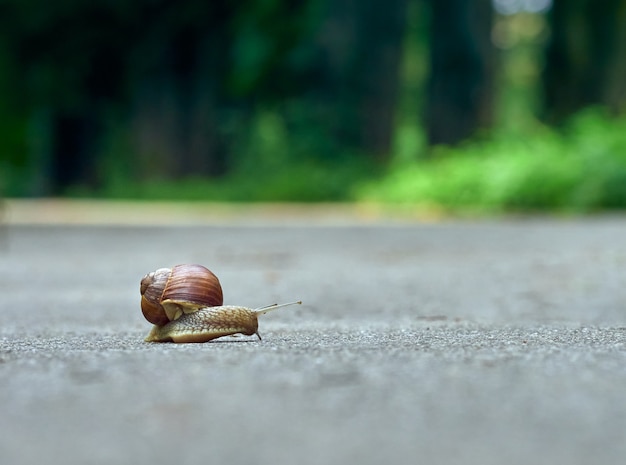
[{"x1": 140, "y1": 264, "x2": 301, "y2": 343}]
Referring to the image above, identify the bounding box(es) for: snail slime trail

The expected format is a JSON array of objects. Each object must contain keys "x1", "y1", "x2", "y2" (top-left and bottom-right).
[{"x1": 140, "y1": 264, "x2": 301, "y2": 343}]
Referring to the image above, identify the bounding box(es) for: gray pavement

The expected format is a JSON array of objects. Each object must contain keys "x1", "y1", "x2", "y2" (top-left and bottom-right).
[{"x1": 1, "y1": 215, "x2": 625, "y2": 465}]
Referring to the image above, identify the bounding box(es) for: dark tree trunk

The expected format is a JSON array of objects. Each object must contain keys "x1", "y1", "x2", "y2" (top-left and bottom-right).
[
  {"x1": 50, "y1": 112, "x2": 98, "y2": 194},
  {"x1": 312, "y1": 0, "x2": 408, "y2": 158},
  {"x1": 130, "y1": 1, "x2": 233, "y2": 181},
  {"x1": 353, "y1": 0, "x2": 408, "y2": 158},
  {"x1": 425, "y1": 0, "x2": 495, "y2": 146},
  {"x1": 541, "y1": 0, "x2": 626, "y2": 124}
]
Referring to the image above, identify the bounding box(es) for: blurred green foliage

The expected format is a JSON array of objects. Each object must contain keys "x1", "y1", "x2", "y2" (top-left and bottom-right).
[
  {"x1": 63, "y1": 105, "x2": 626, "y2": 213},
  {"x1": 1, "y1": 0, "x2": 625, "y2": 212},
  {"x1": 69, "y1": 105, "x2": 377, "y2": 202},
  {"x1": 357, "y1": 109, "x2": 626, "y2": 212}
]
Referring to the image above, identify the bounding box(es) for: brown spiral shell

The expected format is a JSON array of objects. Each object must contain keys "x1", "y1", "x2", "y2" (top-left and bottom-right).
[{"x1": 140, "y1": 264, "x2": 224, "y2": 326}]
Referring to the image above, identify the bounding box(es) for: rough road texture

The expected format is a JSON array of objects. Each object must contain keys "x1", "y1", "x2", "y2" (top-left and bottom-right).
[{"x1": 1, "y1": 217, "x2": 625, "y2": 465}]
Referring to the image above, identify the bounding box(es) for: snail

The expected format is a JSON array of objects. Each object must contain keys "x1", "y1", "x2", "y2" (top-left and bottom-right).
[{"x1": 140, "y1": 264, "x2": 301, "y2": 343}]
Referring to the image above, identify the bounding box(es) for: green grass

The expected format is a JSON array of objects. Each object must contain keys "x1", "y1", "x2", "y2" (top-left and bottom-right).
[
  {"x1": 356, "y1": 109, "x2": 626, "y2": 213},
  {"x1": 71, "y1": 156, "x2": 374, "y2": 203},
  {"x1": 5, "y1": 108, "x2": 626, "y2": 213}
]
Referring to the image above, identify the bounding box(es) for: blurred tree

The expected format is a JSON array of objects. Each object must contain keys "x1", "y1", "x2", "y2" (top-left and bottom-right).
[
  {"x1": 287, "y1": 0, "x2": 407, "y2": 159},
  {"x1": 346, "y1": 0, "x2": 408, "y2": 158},
  {"x1": 541, "y1": 0, "x2": 626, "y2": 124},
  {"x1": 5, "y1": 0, "x2": 134, "y2": 193},
  {"x1": 1, "y1": 0, "x2": 320, "y2": 192},
  {"x1": 425, "y1": 0, "x2": 495, "y2": 146},
  {"x1": 127, "y1": 0, "x2": 236, "y2": 181}
]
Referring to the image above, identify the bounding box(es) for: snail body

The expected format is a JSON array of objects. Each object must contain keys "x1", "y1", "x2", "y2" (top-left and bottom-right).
[
  {"x1": 144, "y1": 302, "x2": 302, "y2": 343},
  {"x1": 140, "y1": 264, "x2": 300, "y2": 343}
]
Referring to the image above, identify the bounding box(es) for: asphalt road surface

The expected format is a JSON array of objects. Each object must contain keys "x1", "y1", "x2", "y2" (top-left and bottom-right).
[{"x1": 1, "y1": 213, "x2": 625, "y2": 465}]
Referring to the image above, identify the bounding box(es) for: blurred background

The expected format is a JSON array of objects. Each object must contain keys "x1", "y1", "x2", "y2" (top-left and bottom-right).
[{"x1": 0, "y1": 0, "x2": 625, "y2": 212}]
